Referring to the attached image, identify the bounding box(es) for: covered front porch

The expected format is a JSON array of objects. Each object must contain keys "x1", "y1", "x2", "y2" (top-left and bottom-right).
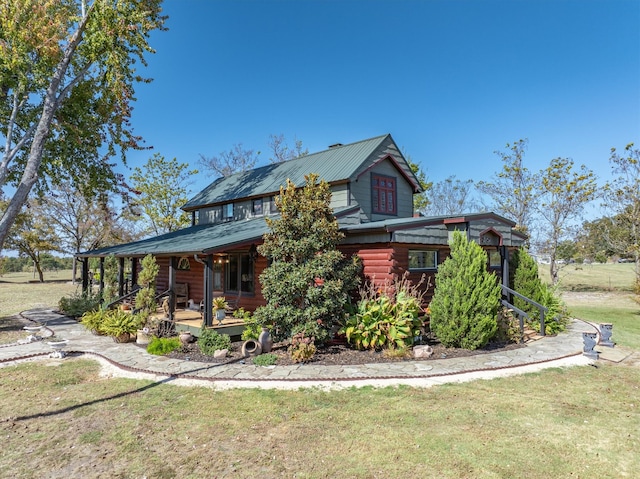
[
  {"x1": 149, "y1": 308, "x2": 246, "y2": 338},
  {"x1": 76, "y1": 217, "x2": 271, "y2": 327}
]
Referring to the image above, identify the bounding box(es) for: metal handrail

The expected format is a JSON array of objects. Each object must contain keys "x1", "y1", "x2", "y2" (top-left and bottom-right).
[
  {"x1": 105, "y1": 286, "x2": 141, "y2": 310},
  {"x1": 501, "y1": 284, "x2": 548, "y2": 338}
]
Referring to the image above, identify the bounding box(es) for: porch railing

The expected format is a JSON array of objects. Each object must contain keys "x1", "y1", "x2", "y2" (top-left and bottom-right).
[
  {"x1": 105, "y1": 286, "x2": 141, "y2": 311},
  {"x1": 501, "y1": 284, "x2": 548, "y2": 341}
]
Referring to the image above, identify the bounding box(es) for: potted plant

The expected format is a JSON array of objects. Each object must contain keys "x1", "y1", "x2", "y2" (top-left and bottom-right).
[
  {"x1": 102, "y1": 310, "x2": 144, "y2": 343},
  {"x1": 212, "y1": 297, "x2": 228, "y2": 323}
]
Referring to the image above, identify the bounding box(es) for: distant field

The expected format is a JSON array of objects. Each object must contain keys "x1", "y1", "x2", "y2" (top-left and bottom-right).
[
  {"x1": 538, "y1": 262, "x2": 636, "y2": 292},
  {"x1": 0, "y1": 270, "x2": 78, "y2": 316},
  {"x1": 0, "y1": 269, "x2": 74, "y2": 284}
]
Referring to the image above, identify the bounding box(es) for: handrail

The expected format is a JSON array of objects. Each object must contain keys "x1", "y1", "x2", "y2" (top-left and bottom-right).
[
  {"x1": 501, "y1": 284, "x2": 548, "y2": 338},
  {"x1": 105, "y1": 286, "x2": 141, "y2": 310}
]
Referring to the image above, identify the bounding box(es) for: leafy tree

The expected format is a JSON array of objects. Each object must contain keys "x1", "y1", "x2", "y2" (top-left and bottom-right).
[
  {"x1": 404, "y1": 153, "x2": 432, "y2": 214},
  {"x1": 576, "y1": 217, "x2": 619, "y2": 263},
  {"x1": 423, "y1": 176, "x2": 478, "y2": 216},
  {"x1": 129, "y1": 153, "x2": 198, "y2": 236},
  {"x1": 199, "y1": 143, "x2": 260, "y2": 178},
  {"x1": 0, "y1": 0, "x2": 166, "y2": 252},
  {"x1": 604, "y1": 143, "x2": 640, "y2": 292},
  {"x1": 429, "y1": 231, "x2": 501, "y2": 349},
  {"x1": 537, "y1": 158, "x2": 597, "y2": 285},
  {"x1": 477, "y1": 139, "x2": 541, "y2": 237},
  {"x1": 253, "y1": 174, "x2": 361, "y2": 342},
  {"x1": 39, "y1": 182, "x2": 132, "y2": 282},
  {"x1": 4, "y1": 201, "x2": 60, "y2": 282},
  {"x1": 268, "y1": 134, "x2": 308, "y2": 163}
]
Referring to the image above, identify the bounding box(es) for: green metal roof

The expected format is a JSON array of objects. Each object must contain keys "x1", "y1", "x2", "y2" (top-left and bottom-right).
[
  {"x1": 78, "y1": 206, "x2": 362, "y2": 258},
  {"x1": 183, "y1": 134, "x2": 404, "y2": 211},
  {"x1": 78, "y1": 216, "x2": 270, "y2": 258}
]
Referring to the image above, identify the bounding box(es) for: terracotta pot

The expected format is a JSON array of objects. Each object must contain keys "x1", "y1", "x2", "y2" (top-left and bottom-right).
[{"x1": 179, "y1": 331, "x2": 193, "y2": 345}]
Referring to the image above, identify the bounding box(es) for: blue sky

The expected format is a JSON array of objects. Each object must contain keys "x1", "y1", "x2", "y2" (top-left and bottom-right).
[{"x1": 125, "y1": 0, "x2": 640, "y2": 199}]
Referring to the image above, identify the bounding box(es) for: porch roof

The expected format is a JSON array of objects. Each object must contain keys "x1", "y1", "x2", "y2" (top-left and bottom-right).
[
  {"x1": 77, "y1": 216, "x2": 270, "y2": 258},
  {"x1": 77, "y1": 206, "x2": 362, "y2": 258}
]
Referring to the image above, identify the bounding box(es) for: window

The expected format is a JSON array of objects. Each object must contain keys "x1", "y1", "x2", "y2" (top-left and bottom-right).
[
  {"x1": 488, "y1": 250, "x2": 501, "y2": 269},
  {"x1": 225, "y1": 253, "x2": 255, "y2": 293},
  {"x1": 270, "y1": 196, "x2": 279, "y2": 214},
  {"x1": 223, "y1": 203, "x2": 234, "y2": 220},
  {"x1": 252, "y1": 198, "x2": 263, "y2": 216},
  {"x1": 408, "y1": 250, "x2": 438, "y2": 270},
  {"x1": 372, "y1": 174, "x2": 397, "y2": 215}
]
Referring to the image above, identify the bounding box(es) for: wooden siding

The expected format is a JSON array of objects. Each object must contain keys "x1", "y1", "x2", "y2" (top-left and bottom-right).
[
  {"x1": 152, "y1": 253, "x2": 267, "y2": 313},
  {"x1": 329, "y1": 183, "x2": 350, "y2": 209}
]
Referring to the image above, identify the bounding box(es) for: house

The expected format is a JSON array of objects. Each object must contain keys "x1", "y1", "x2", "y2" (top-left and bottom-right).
[{"x1": 77, "y1": 134, "x2": 526, "y2": 328}]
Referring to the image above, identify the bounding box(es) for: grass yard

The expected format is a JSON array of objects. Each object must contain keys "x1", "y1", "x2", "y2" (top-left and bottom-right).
[
  {"x1": 539, "y1": 262, "x2": 636, "y2": 292},
  {"x1": 0, "y1": 270, "x2": 78, "y2": 317},
  {"x1": 0, "y1": 359, "x2": 638, "y2": 479},
  {"x1": 0, "y1": 263, "x2": 638, "y2": 477}
]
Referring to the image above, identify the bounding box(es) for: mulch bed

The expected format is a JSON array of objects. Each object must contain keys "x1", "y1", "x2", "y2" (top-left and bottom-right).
[{"x1": 163, "y1": 337, "x2": 525, "y2": 367}]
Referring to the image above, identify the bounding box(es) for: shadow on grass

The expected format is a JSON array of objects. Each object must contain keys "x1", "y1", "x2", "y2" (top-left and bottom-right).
[{"x1": 8, "y1": 354, "x2": 246, "y2": 423}]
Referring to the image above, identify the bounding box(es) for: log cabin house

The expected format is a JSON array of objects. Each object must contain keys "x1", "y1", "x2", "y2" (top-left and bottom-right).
[{"x1": 77, "y1": 134, "x2": 526, "y2": 332}]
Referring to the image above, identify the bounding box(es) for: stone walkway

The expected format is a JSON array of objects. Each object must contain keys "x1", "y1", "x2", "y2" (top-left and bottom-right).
[{"x1": 0, "y1": 309, "x2": 600, "y2": 390}]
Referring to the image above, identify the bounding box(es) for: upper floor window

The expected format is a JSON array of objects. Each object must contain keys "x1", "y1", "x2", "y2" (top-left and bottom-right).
[
  {"x1": 252, "y1": 198, "x2": 263, "y2": 216},
  {"x1": 270, "y1": 196, "x2": 279, "y2": 214},
  {"x1": 372, "y1": 174, "x2": 397, "y2": 215},
  {"x1": 408, "y1": 250, "x2": 438, "y2": 270},
  {"x1": 223, "y1": 203, "x2": 234, "y2": 220}
]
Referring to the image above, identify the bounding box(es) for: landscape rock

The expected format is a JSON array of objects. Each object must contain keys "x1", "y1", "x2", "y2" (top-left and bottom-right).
[{"x1": 414, "y1": 345, "x2": 433, "y2": 359}]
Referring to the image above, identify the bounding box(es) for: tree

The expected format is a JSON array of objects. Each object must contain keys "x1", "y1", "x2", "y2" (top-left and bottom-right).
[
  {"x1": 39, "y1": 182, "x2": 125, "y2": 282},
  {"x1": 537, "y1": 158, "x2": 597, "y2": 285},
  {"x1": 129, "y1": 153, "x2": 198, "y2": 236},
  {"x1": 604, "y1": 143, "x2": 640, "y2": 292},
  {"x1": 477, "y1": 139, "x2": 541, "y2": 237},
  {"x1": 423, "y1": 176, "x2": 478, "y2": 216},
  {"x1": 402, "y1": 150, "x2": 432, "y2": 214},
  {"x1": 253, "y1": 174, "x2": 361, "y2": 342},
  {"x1": 199, "y1": 143, "x2": 260, "y2": 178},
  {"x1": 267, "y1": 134, "x2": 308, "y2": 163},
  {"x1": 0, "y1": 0, "x2": 167, "y2": 252},
  {"x1": 576, "y1": 217, "x2": 619, "y2": 263},
  {"x1": 429, "y1": 231, "x2": 501, "y2": 350},
  {"x1": 4, "y1": 201, "x2": 60, "y2": 282}
]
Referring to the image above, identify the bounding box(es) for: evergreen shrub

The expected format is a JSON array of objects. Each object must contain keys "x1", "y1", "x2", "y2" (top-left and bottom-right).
[
  {"x1": 429, "y1": 231, "x2": 501, "y2": 350},
  {"x1": 198, "y1": 328, "x2": 231, "y2": 356}
]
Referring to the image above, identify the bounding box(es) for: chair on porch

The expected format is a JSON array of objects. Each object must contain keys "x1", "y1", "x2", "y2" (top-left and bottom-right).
[
  {"x1": 225, "y1": 290, "x2": 242, "y2": 312},
  {"x1": 174, "y1": 283, "x2": 189, "y2": 308}
]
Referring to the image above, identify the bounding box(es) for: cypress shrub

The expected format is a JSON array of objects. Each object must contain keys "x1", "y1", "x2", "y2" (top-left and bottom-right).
[
  {"x1": 511, "y1": 247, "x2": 544, "y2": 319},
  {"x1": 430, "y1": 231, "x2": 501, "y2": 349}
]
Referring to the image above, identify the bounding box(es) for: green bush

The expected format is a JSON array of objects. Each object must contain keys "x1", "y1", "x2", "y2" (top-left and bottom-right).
[
  {"x1": 59, "y1": 291, "x2": 100, "y2": 318},
  {"x1": 80, "y1": 308, "x2": 109, "y2": 335},
  {"x1": 429, "y1": 231, "x2": 501, "y2": 350},
  {"x1": 511, "y1": 248, "x2": 544, "y2": 319},
  {"x1": 342, "y1": 273, "x2": 426, "y2": 351},
  {"x1": 238, "y1": 309, "x2": 261, "y2": 341},
  {"x1": 101, "y1": 310, "x2": 144, "y2": 338},
  {"x1": 147, "y1": 336, "x2": 181, "y2": 355},
  {"x1": 289, "y1": 332, "x2": 316, "y2": 363},
  {"x1": 538, "y1": 283, "x2": 569, "y2": 334},
  {"x1": 253, "y1": 174, "x2": 361, "y2": 342},
  {"x1": 252, "y1": 353, "x2": 278, "y2": 366},
  {"x1": 197, "y1": 328, "x2": 231, "y2": 356}
]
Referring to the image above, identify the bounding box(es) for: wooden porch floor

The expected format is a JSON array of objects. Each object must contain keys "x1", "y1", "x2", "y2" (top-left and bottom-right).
[{"x1": 150, "y1": 309, "x2": 245, "y2": 338}]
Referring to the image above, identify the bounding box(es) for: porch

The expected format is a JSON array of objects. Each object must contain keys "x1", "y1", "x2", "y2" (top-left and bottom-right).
[{"x1": 150, "y1": 308, "x2": 246, "y2": 339}]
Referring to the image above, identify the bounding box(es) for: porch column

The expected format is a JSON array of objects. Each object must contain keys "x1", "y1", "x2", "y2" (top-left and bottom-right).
[
  {"x1": 203, "y1": 255, "x2": 213, "y2": 327},
  {"x1": 500, "y1": 246, "x2": 510, "y2": 300},
  {"x1": 131, "y1": 257, "x2": 138, "y2": 289},
  {"x1": 168, "y1": 256, "x2": 176, "y2": 322},
  {"x1": 99, "y1": 257, "x2": 105, "y2": 303},
  {"x1": 81, "y1": 258, "x2": 89, "y2": 295},
  {"x1": 118, "y1": 257, "x2": 125, "y2": 297}
]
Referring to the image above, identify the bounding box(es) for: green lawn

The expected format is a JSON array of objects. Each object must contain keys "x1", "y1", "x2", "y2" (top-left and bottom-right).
[
  {"x1": 539, "y1": 262, "x2": 636, "y2": 292},
  {"x1": 0, "y1": 359, "x2": 638, "y2": 478},
  {"x1": 0, "y1": 270, "x2": 78, "y2": 317},
  {"x1": 0, "y1": 264, "x2": 638, "y2": 477}
]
